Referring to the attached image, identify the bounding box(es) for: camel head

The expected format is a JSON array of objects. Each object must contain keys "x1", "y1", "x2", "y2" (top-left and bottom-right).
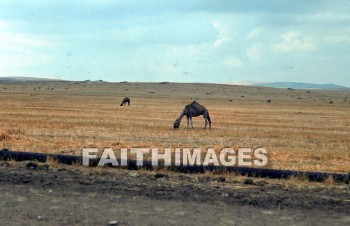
[{"x1": 173, "y1": 119, "x2": 180, "y2": 129}]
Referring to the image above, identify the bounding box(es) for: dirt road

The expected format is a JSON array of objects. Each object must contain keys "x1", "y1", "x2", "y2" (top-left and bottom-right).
[{"x1": 1, "y1": 161, "x2": 350, "y2": 225}]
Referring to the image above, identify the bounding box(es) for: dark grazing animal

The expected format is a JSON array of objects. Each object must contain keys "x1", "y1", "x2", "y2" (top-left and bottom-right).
[
  {"x1": 174, "y1": 101, "x2": 211, "y2": 129},
  {"x1": 120, "y1": 97, "x2": 130, "y2": 106}
]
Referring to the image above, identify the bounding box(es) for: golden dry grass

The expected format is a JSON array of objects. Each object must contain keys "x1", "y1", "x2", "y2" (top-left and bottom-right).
[{"x1": 0, "y1": 81, "x2": 349, "y2": 173}]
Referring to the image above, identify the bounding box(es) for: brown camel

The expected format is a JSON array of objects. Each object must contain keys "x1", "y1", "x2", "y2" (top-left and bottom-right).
[
  {"x1": 174, "y1": 101, "x2": 211, "y2": 129},
  {"x1": 120, "y1": 97, "x2": 130, "y2": 106}
]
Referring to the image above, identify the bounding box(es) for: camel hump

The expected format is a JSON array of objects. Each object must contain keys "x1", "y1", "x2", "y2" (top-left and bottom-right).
[{"x1": 191, "y1": 100, "x2": 199, "y2": 105}]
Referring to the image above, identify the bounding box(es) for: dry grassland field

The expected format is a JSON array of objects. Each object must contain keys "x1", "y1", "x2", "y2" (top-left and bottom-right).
[
  {"x1": 0, "y1": 81, "x2": 349, "y2": 173},
  {"x1": 1, "y1": 80, "x2": 350, "y2": 225}
]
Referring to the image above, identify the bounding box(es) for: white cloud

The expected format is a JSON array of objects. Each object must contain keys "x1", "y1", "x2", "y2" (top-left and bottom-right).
[
  {"x1": 0, "y1": 20, "x2": 52, "y2": 53},
  {"x1": 272, "y1": 31, "x2": 316, "y2": 53},
  {"x1": 225, "y1": 56, "x2": 243, "y2": 68},
  {"x1": 0, "y1": 32, "x2": 51, "y2": 53},
  {"x1": 247, "y1": 44, "x2": 262, "y2": 61},
  {"x1": 211, "y1": 20, "x2": 230, "y2": 49},
  {"x1": 0, "y1": 54, "x2": 53, "y2": 68},
  {"x1": 316, "y1": 32, "x2": 350, "y2": 44},
  {"x1": 0, "y1": 20, "x2": 57, "y2": 76},
  {"x1": 0, "y1": 20, "x2": 9, "y2": 29},
  {"x1": 214, "y1": 35, "x2": 230, "y2": 49},
  {"x1": 247, "y1": 27, "x2": 262, "y2": 39}
]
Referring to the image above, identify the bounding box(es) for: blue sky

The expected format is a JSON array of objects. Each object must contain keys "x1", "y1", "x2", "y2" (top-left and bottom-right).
[{"x1": 0, "y1": 0, "x2": 349, "y2": 86}]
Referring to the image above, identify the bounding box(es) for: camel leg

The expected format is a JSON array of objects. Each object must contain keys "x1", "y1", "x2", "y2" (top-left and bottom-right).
[
  {"x1": 186, "y1": 116, "x2": 190, "y2": 129},
  {"x1": 190, "y1": 118, "x2": 194, "y2": 128},
  {"x1": 203, "y1": 114, "x2": 208, "y2": 129}
]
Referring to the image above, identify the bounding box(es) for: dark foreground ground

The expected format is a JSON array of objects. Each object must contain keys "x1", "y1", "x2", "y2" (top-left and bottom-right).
[{"x1": 1, "y1": 161, "x2": 349, "y2": 226}]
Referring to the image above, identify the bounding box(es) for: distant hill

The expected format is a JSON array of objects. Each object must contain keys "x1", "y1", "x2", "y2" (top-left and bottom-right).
[
  {"x1": 0, "y1": 76, "x2": 65, "y2": 82},
  {"x1": 247, "y1": 82, "x2": 349, "y2": 91}
]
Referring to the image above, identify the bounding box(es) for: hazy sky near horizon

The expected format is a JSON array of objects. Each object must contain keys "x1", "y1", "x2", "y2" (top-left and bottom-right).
[{"x1": 0, "y1": 0, "x2": 349, "y2": 85}]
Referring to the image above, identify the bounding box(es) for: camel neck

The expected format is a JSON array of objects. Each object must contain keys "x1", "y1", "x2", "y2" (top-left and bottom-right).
[{"x1": 177, "y1": 111, "x2": 185, "y2": 121}]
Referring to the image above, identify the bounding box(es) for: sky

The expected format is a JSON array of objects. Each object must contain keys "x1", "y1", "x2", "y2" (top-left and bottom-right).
[{"x1": 0, "y1": 0, "x2": 349, "y2": 86}]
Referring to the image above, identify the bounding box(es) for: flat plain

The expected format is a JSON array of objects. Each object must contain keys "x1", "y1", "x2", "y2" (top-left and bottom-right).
[
  {"x1": 1, "y1": 80, "x2": 349, "y2": 173},
  {"x1": 1, "y1": 80, "x2": 350, "y2": 225}
]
